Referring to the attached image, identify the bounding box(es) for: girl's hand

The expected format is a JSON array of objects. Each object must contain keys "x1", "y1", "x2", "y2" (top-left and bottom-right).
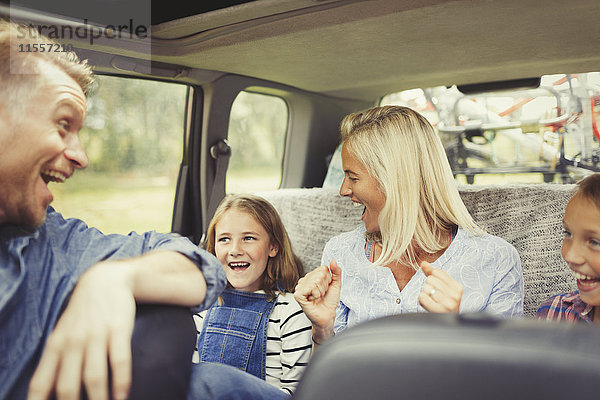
[
  {"x1": 294, "y1": 260, "x2": 342, "y2": 342},
  {"x1": 418, "y1": 261, "x2": 463, "y2": 313}
]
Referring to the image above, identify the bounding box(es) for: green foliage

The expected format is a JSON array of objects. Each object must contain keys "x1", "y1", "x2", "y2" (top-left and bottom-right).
[
  {"x1": 55, "y1": 80, "x2": 289, "y2": 232},
  {"x1": 226, "y1": 91, "x2": 288, "y2": 192},
  {"x1": 81, "y1": 76, "x2": 186, "y2": 175},
  {"x1": 52, "y1": 76, "x2": 186, "y2": 233},
  {"x1": 227, "y1": 92, "x2": 287, "y2": 170}
]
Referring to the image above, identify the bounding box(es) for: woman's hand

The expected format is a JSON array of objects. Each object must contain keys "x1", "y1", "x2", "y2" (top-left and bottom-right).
[
  {"x1": 294, "y1": 260, "x2": 342, "y2": 343},
  {"x1": 418, "y1": 261, "x2": 463, "y2": 313}
]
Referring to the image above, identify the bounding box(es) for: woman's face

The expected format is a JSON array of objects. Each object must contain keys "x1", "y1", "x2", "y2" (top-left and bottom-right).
[{"x1": 339, "y1": 143, "x2": 386, "y2": 233}]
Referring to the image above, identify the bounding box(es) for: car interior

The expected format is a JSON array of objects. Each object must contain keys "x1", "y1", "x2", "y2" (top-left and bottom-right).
[{"x1": 2, "y1": 0, "x2": 600, "y2": 396}]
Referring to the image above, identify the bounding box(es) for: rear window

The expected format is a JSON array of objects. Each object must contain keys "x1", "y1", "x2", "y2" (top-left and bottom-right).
[
  {"x1": 226, "y1": 91, "x2": 288, "y2": 193},
  {"x1": 381, "y1": 72, "x2": 600, "y2": 184}
]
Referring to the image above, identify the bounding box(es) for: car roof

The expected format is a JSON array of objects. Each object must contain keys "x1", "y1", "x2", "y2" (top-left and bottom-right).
[{"x1": 4, "y1": 0, "x2": 600, "y2": 101}]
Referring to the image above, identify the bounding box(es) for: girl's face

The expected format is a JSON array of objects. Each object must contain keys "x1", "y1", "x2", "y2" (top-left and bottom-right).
[
  {"x1": 214, "y1": 209, "x2": 279, "y2": 292},
  {"x1": 561, "y1": 194, "x2": 600, "y2": 306},
  {"x1": 339, "y1": 143, "x2": 386, "y2": 233}
]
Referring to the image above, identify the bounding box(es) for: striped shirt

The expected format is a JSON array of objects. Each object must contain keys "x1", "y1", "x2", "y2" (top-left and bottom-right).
[
  {"x1": 537, "y1": 290, "x2": 594, "y2": 324},
  {"x1": 193, "y1": 291, "x2": 312, "y2": 395}
]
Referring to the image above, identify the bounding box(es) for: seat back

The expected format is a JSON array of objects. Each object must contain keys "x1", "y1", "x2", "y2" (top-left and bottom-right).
[{"x1": 293, "y1": 313, "x2": 600, "y2": 400}]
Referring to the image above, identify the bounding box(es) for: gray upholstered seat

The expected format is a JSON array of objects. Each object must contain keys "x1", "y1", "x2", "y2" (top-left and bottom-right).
[
  {"x1": 292, "y1": 312, "x2": 600, "y2": 400},
  {"x1": 260, "y1": 184, "x2": 576, "y2": 317}
]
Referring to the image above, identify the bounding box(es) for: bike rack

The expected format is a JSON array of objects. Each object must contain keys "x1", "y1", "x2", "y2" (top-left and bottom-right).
[{"x1": 435, "y1": 80, "x2": 600, "y2": 184}]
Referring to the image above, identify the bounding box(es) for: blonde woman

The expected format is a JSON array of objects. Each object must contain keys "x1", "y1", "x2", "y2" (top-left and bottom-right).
[{"x1": 295, "y1": 105, "x2": 524, "y2": 345}]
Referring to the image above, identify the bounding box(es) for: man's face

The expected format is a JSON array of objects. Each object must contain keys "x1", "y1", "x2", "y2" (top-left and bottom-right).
[{"x1": 0, "y1": 63, "x2": 88, "y2": 229}]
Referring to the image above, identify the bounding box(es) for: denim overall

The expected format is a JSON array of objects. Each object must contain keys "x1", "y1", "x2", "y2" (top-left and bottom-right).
[{"x1": 197, "y1": 288, "x2": 276, "y2": 380}]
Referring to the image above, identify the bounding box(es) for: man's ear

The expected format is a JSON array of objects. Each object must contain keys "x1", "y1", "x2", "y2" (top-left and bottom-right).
[{"x1": 269, "y1": 243, "x2": 279, "y2": 258}]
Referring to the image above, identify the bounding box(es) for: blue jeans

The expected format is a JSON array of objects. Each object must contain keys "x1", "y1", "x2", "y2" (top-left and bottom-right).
[{"x1": 188, "y1": 362, "x2": 290, "y2": 400}]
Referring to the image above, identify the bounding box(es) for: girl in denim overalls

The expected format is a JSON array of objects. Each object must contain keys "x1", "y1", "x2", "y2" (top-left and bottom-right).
[{"x1": 193, "y1": 194, "x2": 313, "y2": 395}]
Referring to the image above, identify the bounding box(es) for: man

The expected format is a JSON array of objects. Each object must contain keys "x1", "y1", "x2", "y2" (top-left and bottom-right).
[{"x1": 0, "y1": 20, "x2": 227, "y2": 399}]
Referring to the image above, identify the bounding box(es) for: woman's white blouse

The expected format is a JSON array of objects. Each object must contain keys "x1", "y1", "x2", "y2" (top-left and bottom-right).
[{"x1": 321, "y1": 226, "x2": 524, "y2": 334}]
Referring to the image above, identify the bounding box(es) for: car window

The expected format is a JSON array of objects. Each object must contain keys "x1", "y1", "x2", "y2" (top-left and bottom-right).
[
  {"x1": 51, "y1": 75, "x2": 187, "y2": 234},
  {"x1": 381, "y1": 72, "x2": 600, "y2": 184},
  {"x1": 226, "y1": 91, "x2": 288, "y2": 193}
]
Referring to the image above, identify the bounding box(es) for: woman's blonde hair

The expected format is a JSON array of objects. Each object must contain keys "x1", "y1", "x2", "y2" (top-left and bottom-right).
[
  {"x1": 206, "y1": 194, "x2": 304, "y2": 300},
  {"x1": 340, "y1": 105, "x2": 480, "y2": 268}
]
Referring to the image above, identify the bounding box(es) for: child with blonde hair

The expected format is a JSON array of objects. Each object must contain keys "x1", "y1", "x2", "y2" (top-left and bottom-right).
[
  {"x1": 193, "y1": 194, "x2": 312, "y2": 395},
  {"x1": 538, "y1": 173, "x2": 600, "y2": 324}
]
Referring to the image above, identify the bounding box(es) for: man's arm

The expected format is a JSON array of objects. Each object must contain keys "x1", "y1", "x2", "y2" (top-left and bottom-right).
[
  {"x1": 117, "y1": 251, "x2": 207, "y2": 306},
  {"x1": 28, "y1": 250, "x2": 207, "y2": 400}
]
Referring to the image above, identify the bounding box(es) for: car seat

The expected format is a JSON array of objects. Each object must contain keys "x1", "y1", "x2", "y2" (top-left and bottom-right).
[{"x1": 293, "y1": 313, "x2": 600, "y2": 399}]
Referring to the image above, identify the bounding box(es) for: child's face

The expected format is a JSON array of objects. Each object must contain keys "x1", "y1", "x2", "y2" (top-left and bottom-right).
[
  {"x1": 561, "y1": 194, "x2": 600, "y2": 306},
  {"x1": 214, "y1": 209, "x2": 278, "y2": 292}
]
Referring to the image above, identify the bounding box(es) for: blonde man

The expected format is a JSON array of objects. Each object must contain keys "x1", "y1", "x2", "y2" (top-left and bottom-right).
[
  {"x1": 0, "y1": 20, "x2": 228, "y2": 400},
  {"x1": 295, "y1": 106, "x2": 523, "y2": 346}
]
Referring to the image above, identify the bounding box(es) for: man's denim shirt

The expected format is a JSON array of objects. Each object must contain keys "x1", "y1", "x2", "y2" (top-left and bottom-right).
[{"x1": 0, "y1": 207, "x2": 226, "y2": 399}]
